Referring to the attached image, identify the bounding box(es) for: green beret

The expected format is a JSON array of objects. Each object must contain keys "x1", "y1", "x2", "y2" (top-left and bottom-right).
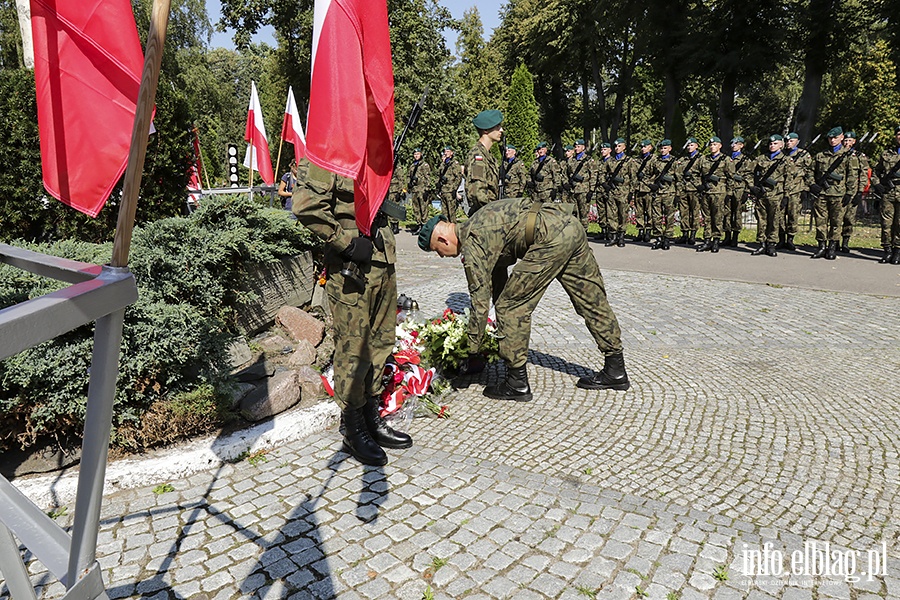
[
  {"x1": 472, "y1": 109, "x2": 503, "y2": 130},
  {"x1": 731, "y1": 136, "x2": 744, "y2": 144},
  {"x1": 614, "y1": 138, "x2": 626, "y2": 145},
  {"x1": 641, "y1": 139, "x2": 652, "y2": 147},
  {"x1": 787, "y1": 132, "x2": 799, "y2": 140},
  {"x1": 414, "y1": 148, "x2": 422, "y2": 153},
  {"x1": 845, "y1": 131, "x2": 857, "y2": 139},
  {"x1": 686, "y1": 137, "x2": 698, "y2": 145},
  {"x1": 537, "y1": 141, "x2": 548, "y2": 149},
  {"x1": 769, "y1": 134, "x2": 784, "y2": 142},
  {"x1": 826, "y1": 126, "x2": 843, "y2": 137},
  {"x1": 600, "y1": 142, "x2": 611, "y2": 149},
  {"x1": 506, "y1": 144, "x2": 516, "y2": 151},
  {"x1": 564, "y1": 144, "x2": 574, "y2": 151},
  {"x1": 709, "y1": 136, "x2": 722, "y2": 144},
  {"x1": 443, "y1": 145, "x2": 453, "y2": 151},
  {"x1": 418, "y1": 214, "x2": 447, "y2": 252},
  {"x1": 659, "y1": 139, "x2": 672, "y2": 147},
  {"x1": 575, "y1": 139, "x2": 585, "y2": 146},
  {"x1": 895, "y1": 125, "x2": 900, "y2": 133}
]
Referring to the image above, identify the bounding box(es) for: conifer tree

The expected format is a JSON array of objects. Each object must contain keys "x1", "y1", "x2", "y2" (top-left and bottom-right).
[{"x1": 505, "y1": 63, "x2": 540, "y2": 158}]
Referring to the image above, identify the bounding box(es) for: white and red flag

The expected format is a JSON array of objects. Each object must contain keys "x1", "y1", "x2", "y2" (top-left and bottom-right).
[
  {"x1": 243, "y1": 81, "x2": 275, "y2": 186},
  {"x1": 280, "y1": 86, "x2": 307, "y2": 160},
  {"x1": 306, "y1": 0, "x2": 395, "y2": 235},
  {"x1": 30, "y1": 0, "x2": 147, "y2": 217}
]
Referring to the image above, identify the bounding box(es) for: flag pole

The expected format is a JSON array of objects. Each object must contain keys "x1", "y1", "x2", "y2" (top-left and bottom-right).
[
  {"x1": 274, "y1": 135, "x2": 285, "y2": 191},
  {"x1": 112, "y1": 0, "x2": 170, "y2": 268},
  {"x1": 249, "y1": 142, "x2": 255, "y2": 202},
  {"x1": 194, "y1": 124, "x2": 212, "y2": 190}
]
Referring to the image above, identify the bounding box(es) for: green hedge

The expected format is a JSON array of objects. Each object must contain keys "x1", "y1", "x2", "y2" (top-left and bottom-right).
[{"x1": 0, "y1": 196, "x2": 320, "y2": 452}]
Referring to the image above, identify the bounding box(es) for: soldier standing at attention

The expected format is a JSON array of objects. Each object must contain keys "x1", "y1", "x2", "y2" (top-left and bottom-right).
[
  {"x1": 596, "y1": 143, "x2": 613, "y2": 242},
  {"x1": 465, "y1": 109, "x2": 503, "y2": 215},
  {"x1": 436, "y1": 146, "x2": 463, "y2": 223},
  {"x1": 782, "y1": 132, "x2": 812, "y2": 251},
  {"x1": 807, "y1": 127, "x2": 859, "y2": 260},
  {"x1": 839, "y1": 131, "x2": 867, "y2": 253},
  {"x1": 725, "y1": 137, "x2": 751, "y2": 247},
  {"x1": 676, "y1": 137, "x2": 703, "y2": 245},
  {"x1": 872, "y1": 125, "x2": 900, "y2": 264},
  {"x1": 504, "y1": 145, "x2": 528, "y2": 198},
  {"x1": 748, "y1": 135, "x2": 789, "y2": 257},
  {"x1": 632, "y1": 139, "x2": 656, "y2": 243},
  {"x1": 292, "y1": 165, "x2": 412, "y2": 467},
  {"x1": 407, "y1": 149, "x2": 431, "y2": 234},
  {"x1": 565, "y1": 139, "x2": 595, "y2": 231},
  {"x1": 417, "y1": 200, "x2": 630, "y2": 401},
  {"x1": 388, "y1": 165, "x2": 403, "y2": 235},
  {"x1": 528, "y1": 142, "x2": 561, "y2": 203},
  {"x1": 603, "y1": 138, "x2": 633, "y2": 247},
  {"x1": 696, "y1": 137, "x2": 734, "y2": 253},
  {"x1": 649, "y1": 139, "x2": 678, "y2": 250},
  {"x1": 561, "y1": 145, "x2": 575, "y2": 202}
]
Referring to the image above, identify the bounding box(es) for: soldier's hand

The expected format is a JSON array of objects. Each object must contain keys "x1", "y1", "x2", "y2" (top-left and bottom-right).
[
  {"x1": 749, "y1": 185, "x2": 764, "y2": 197},
  {"x1": 649, "y1": 182, "x2": 660, "y2": 192},
  {"x1": 586, "y1": 191, "x2": 593, "y2": 202},
  {"x1": 808, "y1": 183, "x2": 823, "y2": 196},
  {"x1": 341, "y1": 236, "x2": 374, "y2": 264},
  {"x1": 562, "y1": 182, "x2": 572, "y2": 192},
  {"x1": 457, "y1": 353, "x2": 486, "y2": 376},
  {"x1": 873, "y1": 183, "x2": 886, "y2": 197},
  {"x1": 841, "y1": 195, "x2": 852, "y2": 207},
  {"x1": 851, "y1": 192, "x2": 862, "y2": 206}
]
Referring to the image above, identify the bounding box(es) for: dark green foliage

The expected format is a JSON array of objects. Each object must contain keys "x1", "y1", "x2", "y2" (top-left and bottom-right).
[
  {"x1": 505, "y1": 63, "x2": 541, "y2": 155},
  {"x1": 0, "y1": 197, "x2": 320, "y2": 452}
]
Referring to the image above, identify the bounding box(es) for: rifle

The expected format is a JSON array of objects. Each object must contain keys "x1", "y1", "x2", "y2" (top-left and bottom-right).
[
  {"x1": 499, "y1": 132, "x2": 507, "y2": 199},
  {"x1": 808, "y1": 134, "x2": 852, "y2": 200}
]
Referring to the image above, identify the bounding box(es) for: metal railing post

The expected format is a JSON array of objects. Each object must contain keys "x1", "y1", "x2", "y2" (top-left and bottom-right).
[{"x1": 0, "y1": 521, "x2": 38, "y2": 600}]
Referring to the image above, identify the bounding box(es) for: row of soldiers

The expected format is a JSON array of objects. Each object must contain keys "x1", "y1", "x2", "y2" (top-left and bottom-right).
[{"x1": 401, "y1": 124, "x2": 900, "y2": 263}]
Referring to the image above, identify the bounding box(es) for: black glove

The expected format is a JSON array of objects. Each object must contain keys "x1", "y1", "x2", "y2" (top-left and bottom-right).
[
  {"x1": 649, "y1": 182, "x2": 660, "y2": 192},
  {"x1": 873, "y1": 183, "x2": 886, "y2": 196},
  {"x1": 749, "y1": 185, "x2": 765, "y2": 197},
  {"x1": 341, "y1": 236, "x2": 374, "y2": 264},
  {"x1": 525, "y1": 180, "x2": 536, "y2": 191},
  {"x1": 707, "y1": 174, "x2": 720, "y2": 184},
  {"x1": 562, "y1": 182, "x2": 572, "y2": 192},
  {"x1": 440, "y1": 176, "x2": 448, "y2": 184},
  {"x1": 841, "y1": 195, "x2": 852, "y2": 207},
  {"x1": 457, "y1": 353, "x2": 485, "y2": 375},
  {"x1": 808, "y1": 183, "x2": 823, "y2": 196},
  {"x1": 586, "y1": 191, "x2": 593, "y2": 201},
  {"x1": 602, "y1": 182, "x2": 613, "y2": 192}
]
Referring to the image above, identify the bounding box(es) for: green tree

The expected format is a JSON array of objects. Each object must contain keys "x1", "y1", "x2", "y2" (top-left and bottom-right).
[{"x1": 505, "y1": 63, "x2": 540, "y2": 155}]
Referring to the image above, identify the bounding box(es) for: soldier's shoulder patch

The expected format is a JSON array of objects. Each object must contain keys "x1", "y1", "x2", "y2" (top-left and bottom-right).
[{"x1": 474, "y1": 155, "x2": 484, "y2": 161}]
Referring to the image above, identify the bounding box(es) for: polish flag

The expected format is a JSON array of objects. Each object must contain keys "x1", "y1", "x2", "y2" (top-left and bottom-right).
[
  {"x1": 243, "y1": 81, "x2": 274, "y2": 186},
  {"x1": 280, "y1": 86, "x2": 307, "y2": 159},
  {"x1": 306, "y1": 0, "x2": 395, "y2": 235},
  {"x1": 30, "y1": 0, "x2": 147, "y2": 217}
]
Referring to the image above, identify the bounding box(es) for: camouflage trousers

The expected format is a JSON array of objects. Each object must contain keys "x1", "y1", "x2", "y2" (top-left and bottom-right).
[
  {"x1": 841, "y1": 202, "x2": 857, "y2": 238},
  {"x1": 532, "y1": 188, "x2": 555, "y2": 203},
  {"x1": 652, "y1": 194, "x2": 676, "y2": 238},
  {"x1": 678, "y1": 191, "x2": 701, "y2": 231},
  {"x1": 723, "y1": 193, "x2": 744, "y2": 234},
  {"x1": 881, "y1": 193, "x2": 900, "y2": 248},
  {"x1": 325, "y1": 259, "x2": 397, "y2": 411},
  {"x1": 633, "y1": 192, "x2": 653, "y2": 230},
  {"x1": 813, "y1": 196, "x2": 844, "y2": 242},
  {"x1": 781, "y1": 192, "x2": 802, "y2": 236},
  {"x1": 757, "y1": 195, "x2": 782, "y2": 245},
  {"x1": 440, "y1": 191, "x2": 459, "y2": 223},
  {"x1": 410, "y1": 191, "x2": 430, "y2": 225},
  {"x1": 699, "y1": 191, "x2": 726, "y2": 240},
  {"x1": 607, "y1": 193, "x2": 629, "y2": 233},
  {"x1": 494, "y1": 215, "x2": 624, "y2": 368},
  {"x1": 572, "y1": 191, "x2": 591, "y2": 230},
  {"x1": 594, "y1": 193, "x2": 608, "y2": 229}
]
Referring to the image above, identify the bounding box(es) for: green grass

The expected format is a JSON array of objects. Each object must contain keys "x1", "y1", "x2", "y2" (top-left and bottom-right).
[
  {"x1": 47, "y1": 506, "x2": 68, "y2": 519},
  {"x1": 152, "y1": 483, "x2": 175, "y2": 495},
  {"x1": 713, "y1": 564, "x2": 729, "y2": 581}
]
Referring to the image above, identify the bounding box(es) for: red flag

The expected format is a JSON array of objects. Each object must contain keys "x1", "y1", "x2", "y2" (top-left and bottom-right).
[
  {"x1": 187, "y1": 128, "x2": 203, "y2": 206},
  {"x1": 306, "y1": 0, "x2": 395, "y2": 235},
  {"x1": 243, "y1": 81, "x2": 275, "y2": 186},
  {"x1": 30, "y1": 0, "x2": 147, "y2": 217},
  {"x1": 280, "y1": 86, "x2": 307, "y2": 160}
]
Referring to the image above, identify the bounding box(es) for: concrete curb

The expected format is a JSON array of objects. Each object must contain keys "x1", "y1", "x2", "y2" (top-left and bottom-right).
[{"x1": 13, "y1": 401, "x2": 340, "y2": 509}]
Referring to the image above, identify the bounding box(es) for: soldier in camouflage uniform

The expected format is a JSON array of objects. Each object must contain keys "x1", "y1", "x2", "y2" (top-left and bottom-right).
[
  {"x1": 528, "y1": 142, "x2": 561, "y2": 203},
  {"x1": 387, "y1": 166, "x2": 403, "y2": 235},
  {"x1": 564, "y1": 138, "x2": 595, "y2": 230},
  {"x1": 696, "y1": 136, "x2": 734, "y2": 253},
  {"x1": 839, "y1": 131, "x2": 867, "y2": 253},
  {"x1": 725, "y1": 137, "x2": 752, "y2": 247},
  {"x1": 782, "y1": 132, "x2": 812, "y2": 251},
  {"x1": 436, "y1": 146, "x2": 463, "y2": 223},
  {"x1": 632, "y1": 140, "x2": 656, "y2": 243},
  {"x1": 872, "y1": 125, "x2": 900, "y2": 264},
  {"x1": 602, "y1": 138, "x2": 633, "y2": 247},
  {"x1": 649, "y1": 139, "x2": 678, "y2": 250},
  {"x1": 465, "y1": 110, "x2": 503, "y2": 215},
  {"x1": 806, "y1": 127, "x2": 859, "y2": 260},
  {"x1": 748, "y1": 135, "x2": 789, "y2": 257},
  {"x1": 292, "y1": 162, "x2": 411, "y2": 466},
  {"x1": 417, "y1": 199, "x2": 630, "y2": 401},
  {"x1": 675, "y1": 137, "x2": 704, "y2": 245},
  {"x1": 407, "y1": 149, "x2": 432, "y2": 233},
  {"x1": 503, "y1": 145, "x2": 528, "y2": 198},
  {"x1": 595, "y1": 143, "x2": 613, "y2": 241}
]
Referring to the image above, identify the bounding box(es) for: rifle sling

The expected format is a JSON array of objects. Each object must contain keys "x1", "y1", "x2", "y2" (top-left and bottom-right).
[
  {"x1": 568, "y1": 156, "x2": 589, "y2": 185},
  {"x1": 437, "y1": 160, "x2": 451, "y2": 190},
  {"x1": 532, "y1": 156, "x2": 550, "y2": 181},
  {"x1": 755, "y1": 155, "x2": 783, "y2": 186},
  {"x1": 608, "y1": 156, "x2": 627, "y2": 185},
  {"x1": 681, "y1": 154, "x2": 701, "y2": 179},
  {"x1": 655, "y1": 156, "x2": 676, "y2": 182},
  {"x1": 816, "y1": 148, "x2": 850, "y2": 186},
  {"x1": 703, "y1": 155, "x2": 724, "y2": 180},
  {"x1": 409, "y1": 162, "x2": 421, "y2": 187}
]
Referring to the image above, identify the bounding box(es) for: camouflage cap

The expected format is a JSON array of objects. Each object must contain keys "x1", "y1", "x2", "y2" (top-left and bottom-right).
[
  {"x1": 709, "y1": 136, "x2": 722, "y2": 144},
  {"x1": 769, "y1": 134, "x2": 784, "y2": 142},
  {"x1": 614, "y1": 138, "x2": 626, "y2": 145},
  {"x1": 845, "y1": 131, "x2": 857, "y2": 139},
  {"x1": 686, "y1": 137, "x2": 698, "y2": 145},
  {"x1": 575, "y1": 138, "x2": 586, "y2": 146},
  {"x1": 418, "y1": 214, "x2": 448, "y2": 252},
  {"x1": 731, "y1": 136, "x2": 745, "y2": 144},
  {"x1": 659, "y1": 139, "x2": 672, "y2": 147},
  {"x1": 641, "y1": 139, "x2": 653, "y2": 147},
  {"x1": 826, "y1": 126, "x2": 843, "y2": 138},
  {"x1": 472, "y1": 109, "x2": 503, "y2": 130},
  {"x1": 600, "y1": 142, "x2": 612, "y2": 149},
  {"x1": 787, "y1": 132, "x2": 799, "y2": 140}
]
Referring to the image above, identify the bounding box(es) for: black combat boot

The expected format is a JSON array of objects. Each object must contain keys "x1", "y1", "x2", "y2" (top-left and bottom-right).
[
  {"x1": 483, "y1": 364, "x2": 532, "y2": 402},
  {"x1": 643, "y1": 229, "x2": 652, "y2": 243},
  {"x1": 839, "y1": 236, "x2": 850, "y2": 253},
  {"x1": 661, "y1": 237, "x2": 671, "y2": 250},
  {"x1": 635, "y1": 228, "x2": 644, "y2": 242},
  {"x1": 688, "y1": 230, "x2": 698, "y2": 246},
  {"x1": 785, "y1": 234, "x2": 796, "y2": 251},
  {"x1": 825, "y1": 240, "x2": 837, "y2": 260},
  {"x1": 711, "y1": 238, "x2": 720, "y2": 253},
  {"x1": 879, "y1": 246, "x2": 892, "y2": 263},
  {"x1": 342, "y1": 405, "x2": 388, "y2": 466},
  {"x1": 731, "y1": 230, "x2": 741, "y2": 247},
  {"x1": 651, "y1": 237, "x2": 662, "y2": 250},
  {"x1": 616, "y1": 231, "x2": 626, "y2": 247},
  {"x1": 811, "y1": 240, "x2": 827, "y2": 259},
  {"x1": 766, "y1": 243, "x2": 778, "y2": 257},
  {"x1": 364, "y1": 396, "x2": 412, "y2": 449},
  {"x1": 751, "y1": 243, "x2": 767, "y2": 256},
  {"x1": 776, "y1": 231, "x2": 786, "y2": 249},
  {"x1": 605, "y1": 231, "x2": 617, "y2": 247},
  {"x1": 696, "y1": 239, "x2": 713, "y2": 252},
  {"x1": 891, "y1": 248, "x2": 900, "y2": 265},
  {"x1": 576, "y1": 352, "x2": 630, "y2": 391},
  {"x1": 391, "y1": 222, "x2": 400, "y2": 235}
]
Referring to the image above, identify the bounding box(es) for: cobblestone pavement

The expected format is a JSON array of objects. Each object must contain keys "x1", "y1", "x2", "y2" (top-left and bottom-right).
[{"x1": 5, "y1": 240, "x2": 900, "y2": 600}]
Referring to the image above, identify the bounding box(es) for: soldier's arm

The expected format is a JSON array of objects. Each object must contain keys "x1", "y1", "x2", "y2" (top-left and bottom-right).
[{"x1": 292, "y1": 164, "x2": 354, "y2": 254}]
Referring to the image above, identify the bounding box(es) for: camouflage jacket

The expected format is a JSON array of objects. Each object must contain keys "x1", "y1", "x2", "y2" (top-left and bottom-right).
[
  {"x1": 631, "y1": 153, "x2": 657, "y2": 194},
  {"x1": 407, "y1": 160, "x2": 431, "y2": 193},
  {"x1": 565, "y1": 154, "x2": 595, "y2": 194},
  {"x1": 751, "y1": 151, "x2": 789, "y2": 200},
  {"x1": 602, "y1": 154, "x2": 634, "y2": 199},
  {"x1": 676, "y1": 151, "x2": 705, "y2": 194},
  {"x1": 849, "y1": 151, "x2": 870, "y2": 195},
  {"x1": 529, "y1": 156, "x2": 561, "y2": 196},
  {"x1": 436, "y1": 157, "x2": 463, "y2": 197},
  {"x1": 728, "y1": 152, "x2": 755, "y2": 198},
  {"x1": 784, "y1": 147, "x2": 812, "y2": 196},
  {"x1": 698, "y1": 152, "x2": 734, "y2": 195},
  {"x1": 873, "y1": 147, "x2": 900, "y2": 201},
  {"x1": 651, "y1": 154, "x2": 678, "y2": 196},
  {"x1": 293, "y1": 161, "x2": 395, "y2": 265},
  {"x1": 504, "y1": 156, "x2": 528, "y2": 198},
  {"x1": 806, "y1": 145, "x2": 859, "y2": 199},
  {"x1": 465, "y1": 141, "x2": 500, "y2": 213}
]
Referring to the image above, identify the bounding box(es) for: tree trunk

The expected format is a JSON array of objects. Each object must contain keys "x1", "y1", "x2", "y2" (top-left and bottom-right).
[
  {"x1": 794, "y1": 0, "x2": 835, "y2": 143},
  {"x1": 663, "y1": 70, "x2": 680, "y2": 138},
  {"x1": 16, "y1": 0, "x2": 34, "y2": 69},
  {"x1": 794, "y1": 63, "x2": 823, "y2": 144},
  {"x1": 717, "y1": 71, "x2": 737, "y2": 144},
  {"x1": 581, "y1": 69, "x2": 590, "y2": 141}
]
